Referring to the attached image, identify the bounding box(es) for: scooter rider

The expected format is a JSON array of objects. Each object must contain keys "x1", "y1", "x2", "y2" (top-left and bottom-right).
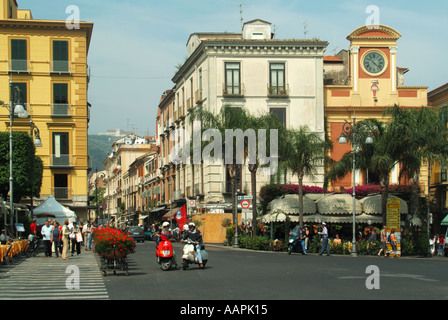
[
  {"x1": 156, "y1": 222, "x2": 172, "y2": 246},
  {"x1": 182, "y1": 222, "x2": 204, "y2": 268}
]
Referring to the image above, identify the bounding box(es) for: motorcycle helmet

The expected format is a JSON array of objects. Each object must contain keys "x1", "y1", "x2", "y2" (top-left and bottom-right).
[
  {"x1": 189, "y1": 222, "x2": 195, "y2": 227},
  {"x1": 183, "y1": 224, "x2": 189, "y2": 231},
  {"x1": 162, "y1": 222, "x2": 170, "y2": 228}
]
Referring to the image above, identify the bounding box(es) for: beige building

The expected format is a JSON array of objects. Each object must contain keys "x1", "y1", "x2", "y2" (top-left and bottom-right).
[{"x1": 161, "y1": 19, "x2": 328, "y2": 218}]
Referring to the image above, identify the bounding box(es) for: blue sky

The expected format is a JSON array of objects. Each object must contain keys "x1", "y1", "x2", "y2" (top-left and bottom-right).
[{"x1": 18, "y1": 0, "x2": 448, "y2": 135}]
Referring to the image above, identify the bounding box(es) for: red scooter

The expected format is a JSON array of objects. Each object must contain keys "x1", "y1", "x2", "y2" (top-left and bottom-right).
[{"x1": 156, "y1": 234, "x2": 177, "y2": 271}]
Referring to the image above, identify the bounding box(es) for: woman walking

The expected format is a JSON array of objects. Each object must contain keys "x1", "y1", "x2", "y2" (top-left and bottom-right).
[
  {"x1": 62, "y1": 220, "x2": 70, "y2": 260},
  {"x1": 85, "y1": 222, "x2": 93, "y2": 251}
]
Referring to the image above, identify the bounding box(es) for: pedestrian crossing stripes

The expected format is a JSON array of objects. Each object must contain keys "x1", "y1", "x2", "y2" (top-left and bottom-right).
[{"x1": 0, "y1": 251, "x2": 109, "y2": 300}]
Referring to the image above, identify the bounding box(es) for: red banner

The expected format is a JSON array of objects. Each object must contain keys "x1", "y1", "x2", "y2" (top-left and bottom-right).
[{"x1": 176, "y1": 205, "x2": 187, "y2": 231}]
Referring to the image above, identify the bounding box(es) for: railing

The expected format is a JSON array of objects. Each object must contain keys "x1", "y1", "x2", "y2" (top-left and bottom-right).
[
  {"x1": 51, "y1": 104, "x2": 71, "y2": 117},
  {"x1": 8, "y1": 60, "x2": 29, "y2": 73},
  {"x1": 223, "y1": 83, "x2": 244, "y2": 97},
  {"x1": 50, "y1": 61, "x2": 71, "y2": 74},
  {"x1": 195, "y1": 89, "x2": 203, "y2": 104},
  {"x1": 194, "y1": 183, "x2": 203, "y2": 196},
  {"x1": 267, "y1": 84, "x2": 289, "y2": 97},
  {"x1": 52, "y1": 187, "x2": 71, "y2": 199},
  {"x1": 51, "y1": 154, "x2": 73, "y2": 167}
]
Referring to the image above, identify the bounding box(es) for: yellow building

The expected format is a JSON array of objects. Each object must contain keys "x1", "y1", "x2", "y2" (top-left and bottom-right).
[
  {"x1": 324, "y1": 25, "x2": 428, "y2": 190},
  {"x1": 0, "y1": 0, "x2": 94, "y2": 219}
]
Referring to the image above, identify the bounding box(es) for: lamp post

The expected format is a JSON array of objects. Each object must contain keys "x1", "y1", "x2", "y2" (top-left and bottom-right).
[
  {"x1": 29, "y1": 118, "x2": 42, "y2": 219},
  {"x1": 338, "y1": 114, "x2": 373, "y2": 257},
  {"x1": 7, "y1": 80, "x2": 28, "y2": 234}
]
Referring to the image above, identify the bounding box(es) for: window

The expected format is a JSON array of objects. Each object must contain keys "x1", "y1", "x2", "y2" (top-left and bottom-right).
[
  {"x1": 53, "y1": 83, "x2": 69, "y2": 116},
  {"x1": 52, "y1": 132, "x2": 70, "y2": 166},
  {"x1": 269, "y1": 63, "x2": 286, "y2": 95},
  {"x1": 225, "y1": 165, "x2": 242, "y2": 193},
  {"x1": 10, "y1": 82, "x2": 27, "y2": 112},
  {"x1": 54, "y1": 174, "x2": 68, "y2": 199},
  {"x1": 10, "y1": 39, "x2": 27, "y2": 72},
  {"x1": 52, "y1": 40, "x2": 69, "y2": 72},
  {"x1": 270, "y1": 108, "x2": 286, "y2": 127},
  {"x1": 224, "y1": 62, "x2": 241, "y2": 95}
]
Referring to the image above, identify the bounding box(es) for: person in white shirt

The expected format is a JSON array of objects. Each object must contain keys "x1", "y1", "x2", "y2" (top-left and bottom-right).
[
  {"x1": 318, "y1": 222, "x2": 330, "y2": 256},
  {"x1": 41, "y1": 220, "x2": 54, "y2": 257}
]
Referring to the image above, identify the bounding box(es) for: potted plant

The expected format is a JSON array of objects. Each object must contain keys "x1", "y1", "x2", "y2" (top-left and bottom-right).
[{"x1": 93, "y1": 227, "x2": 136, "y2": 258}]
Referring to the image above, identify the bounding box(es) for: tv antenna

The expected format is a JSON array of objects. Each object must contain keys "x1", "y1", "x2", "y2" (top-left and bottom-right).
[
  {"x1": 230, "y1": 3, "x2": 250, "y2": 31},
  {"x1": 303, "y1": 20, "x2": 309, "y2": 38}
]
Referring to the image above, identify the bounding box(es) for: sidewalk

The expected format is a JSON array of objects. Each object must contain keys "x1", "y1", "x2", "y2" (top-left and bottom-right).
[{"x1": 0, "y1": 247, "x2": 109, "y2": 300}]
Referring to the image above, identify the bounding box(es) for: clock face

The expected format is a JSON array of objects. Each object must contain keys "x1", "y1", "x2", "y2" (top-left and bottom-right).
[{"x1": 363, "y1": 51, "x2": 386, "y2": 75}]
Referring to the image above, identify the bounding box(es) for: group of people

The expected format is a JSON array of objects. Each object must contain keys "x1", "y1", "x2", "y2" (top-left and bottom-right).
[
  {"x1": 30, "y1": 218, "x2": 96, "y2": 260},
  {"x1": 430, "y1": 234, "x2": 446, "y2": 256}
]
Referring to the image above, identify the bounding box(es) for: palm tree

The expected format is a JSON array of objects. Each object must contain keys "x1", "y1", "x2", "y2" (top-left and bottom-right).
[
  {"x1": 326, "y1": 118, "x2": 398, "y2": 225},
  {"x1": 387, "y1": 105, "x2": 448, "y2": 217},
  {"x1": 282, "y1": 126, "x2": 328, "y2": 226}
]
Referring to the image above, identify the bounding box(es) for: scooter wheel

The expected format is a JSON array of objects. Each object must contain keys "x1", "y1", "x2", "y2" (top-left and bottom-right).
[
  {"x1": 182, "y1": 260, "x2": 188, "y2": 270},
  {"x1": 288, "y1": 248, "x2": 292, "y2": 255},
  {"x1": 161, "y1": 260, "x2": 172, "y2": 271}
]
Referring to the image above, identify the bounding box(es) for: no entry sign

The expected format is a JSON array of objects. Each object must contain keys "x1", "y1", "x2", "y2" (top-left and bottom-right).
[{"x1": 241, "y1": 199, "x2": 250, "y2": 209}]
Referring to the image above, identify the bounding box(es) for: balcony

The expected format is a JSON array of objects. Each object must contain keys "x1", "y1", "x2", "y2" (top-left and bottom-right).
[
  {"x1": 194, "y1": 183, "x2": 203, "y2": 196},
  {"x1": 267, "y1": 84, "x2": 289, "y2": 97},
  {"x1": 51, "y1": 104, "x2": 71, "y2": 117},
  {"x1": 8, "y1": 60, "x2": 30, "y2": 73},
  {"x1": 52, "y1": 187, "x2": 71, "y2": 200},
  {"x1": 222, "y1": 181, "x2": 247, "y2": 194},
  {"x1": 50, "y1": 154, "x2": 74, "y2": 167},
  {"x1": 223, "y1": 83, "x2": 244, "y2": 97},
  {"x1": 50, "y1": 61, "x2": 71, "y2": 74},
  {"x1": 195, "y1": 89, "x2": 204, "y2": 104},
  {"x1": 186, "y1": 98, "x2": 192, "y2": 111}
]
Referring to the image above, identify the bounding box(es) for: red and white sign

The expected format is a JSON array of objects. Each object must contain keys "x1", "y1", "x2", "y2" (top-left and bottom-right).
[
  {"x1": 241, "y1": 199, "x2": 250, "y2": 209},
  {"x1": 188, "y1": 200, "x2": 196, "y2": 207}
]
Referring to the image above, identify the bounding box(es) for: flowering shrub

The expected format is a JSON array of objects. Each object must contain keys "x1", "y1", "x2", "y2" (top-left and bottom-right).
[
  {"x1": 344, "y1": 184, "x2": 413, "y2": 199},
  {"x1": 92, "y1": 227, "x2": 136, "y2": 256}
]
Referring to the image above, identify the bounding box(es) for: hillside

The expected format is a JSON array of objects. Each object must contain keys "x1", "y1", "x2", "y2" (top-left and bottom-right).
[{"x1": 88, "y1": 135, "x2": 114, "y2": 172}]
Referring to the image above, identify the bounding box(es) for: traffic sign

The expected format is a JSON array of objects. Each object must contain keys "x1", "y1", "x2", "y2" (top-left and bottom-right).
[
  {"x1": 238, "y1": 195, "x2": 253, "y2": 201},
  {"x1": 241, "y1": 199, "x2": 250, "y2": 209},
  {"x1": 188, "y1": 199, "x2": 196, "y2": 207},
  {"x1": 102, "y1": 202, "x2": 107, "y2": 210}
]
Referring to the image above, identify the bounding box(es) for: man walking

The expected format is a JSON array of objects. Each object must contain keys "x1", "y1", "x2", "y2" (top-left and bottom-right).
[
  {"x1": 41, "y1": 220, "x2": 53, "y2": 257},
  {"x1": 378, "y1": 225, "x2": 387, "y2": 257},
  {"x1": 318, "y1": 222, "x2": 330, "y2": 256},
  {"x1": 299, "y1": 226, "x2": 307, "y2": 255}
]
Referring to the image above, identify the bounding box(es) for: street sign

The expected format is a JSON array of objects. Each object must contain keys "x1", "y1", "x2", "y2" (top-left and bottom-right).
[
  {"x1": 241, "y1": 199, "x2": 250, "y2": 209},
  {"x1": 102, "y1": 202, "x2": 107, "y2": 210},
  {"x1": 188, "y1": 199, "x2": 196, "y2": 207},
  {"x1": 238, "y1": 195, "x2": 253, "y2": 201}
]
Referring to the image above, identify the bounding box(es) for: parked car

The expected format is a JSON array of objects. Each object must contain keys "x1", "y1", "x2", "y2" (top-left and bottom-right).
[{"x1": 125, "y1": 226, "x2": 145, "y2": 243}]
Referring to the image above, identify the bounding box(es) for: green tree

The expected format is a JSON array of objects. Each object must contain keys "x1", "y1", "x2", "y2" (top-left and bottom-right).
[
  {"x1": 282, "y1": 126, "x2": 328, "y2": 226},
  {"x1": 0, "y1": 131, "x2": 43, "y2": 203},
  {"x1": 326, "y1": 118, "x2": 398, "y2": 225}
]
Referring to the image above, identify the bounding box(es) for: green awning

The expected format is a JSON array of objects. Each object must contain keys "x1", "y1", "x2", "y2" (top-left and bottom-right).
[{"x1": 441, "y1": 214, "x2": 448, "y2": 226}]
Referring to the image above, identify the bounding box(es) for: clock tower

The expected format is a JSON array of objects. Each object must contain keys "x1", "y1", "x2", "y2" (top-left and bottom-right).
[{"x1": 324, "y1": 25, "x2": 428, "y2": 189}]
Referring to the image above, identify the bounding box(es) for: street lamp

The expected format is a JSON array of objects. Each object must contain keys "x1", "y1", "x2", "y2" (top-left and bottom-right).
[
  {"x1": 29, "y1": 119, "x2": 42, "y2": 219},
  {"x1": 338, "y1": 114, "x2": 373, "y2": 257},
  {"x1": 5, "y1": 81, "x2": 29, "y2": 235}
]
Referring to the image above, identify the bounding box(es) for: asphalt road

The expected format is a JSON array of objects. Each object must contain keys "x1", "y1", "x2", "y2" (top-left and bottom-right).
[{"x1": 101, "y1": 240, "x2": 448, "y2": 301}]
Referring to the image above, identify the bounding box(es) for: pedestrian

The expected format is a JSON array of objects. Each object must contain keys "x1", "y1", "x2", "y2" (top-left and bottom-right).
[
  {"x1": 41, "y1": 220, "x2": 53, "y2": 257},
  {"x1": 429, "y1": 235, "x2": 436, "y2": 256},
  {"x1": 318, "y1": 222, "x2": 330, "y2": 256},
  {"x1": 51, "y1": 221, "x2": 61, "y2": 258},
  {"x1": 61, "y1": 220, "x2": 70, "y2": 260},
  {"x1": 85, "y1": 222, "x2": 93, "y2": 251},
  {"x1": 438, "y1": 235, "x2": 445, "y2": 256},
  {"x1": 71, "y1": 222, "x2": 81, "y2": 256},
  {"x1": 30, "y1": 218, "x2": 37, "y2": 237},
  {"x1": 378, "y1": 225, "x2": 387, "y2": 257},
  {"x1": 389, "y1": 228, "x2": 398, "y2": 258},
  {"x1": 299, "y1": 226, "x2": 307, "y2": 255},
  {"x1": 304, "y1": 225, "x2": 310, "y2": 251}
]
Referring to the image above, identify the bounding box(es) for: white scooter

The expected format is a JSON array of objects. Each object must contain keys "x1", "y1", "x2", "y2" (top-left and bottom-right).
[{"x1": 181, "y1": 238, "x2": 208, "y2": 270}]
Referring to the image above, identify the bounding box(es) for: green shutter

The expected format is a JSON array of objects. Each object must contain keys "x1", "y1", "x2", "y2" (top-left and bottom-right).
[
  {"x1": 53, "y1": 41, "x2": 68, "y2": 61},
  {"x1": 53, "y1": 83, "x2": 68, "y2": 104},
  {"x1": 11, "y1": 39, "x2": 26, "y2": 60}
]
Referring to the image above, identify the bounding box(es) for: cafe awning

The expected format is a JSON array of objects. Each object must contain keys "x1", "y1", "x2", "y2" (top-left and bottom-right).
[
  {"x1": 260, "y1": 212, "x2": 383, "y2": 224},
  {"x1": 267, "y1": 194, "x2": 316, "y2": 215},
  {"x1": 316, "y1": 194, "x2": 362, "y2": 215},
  {"x1": 441, "y1": 214, "x2": 448, "y2": 226},
  {"x1": 360, "y1": 194, "x2": 408, "y2": 215}
]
